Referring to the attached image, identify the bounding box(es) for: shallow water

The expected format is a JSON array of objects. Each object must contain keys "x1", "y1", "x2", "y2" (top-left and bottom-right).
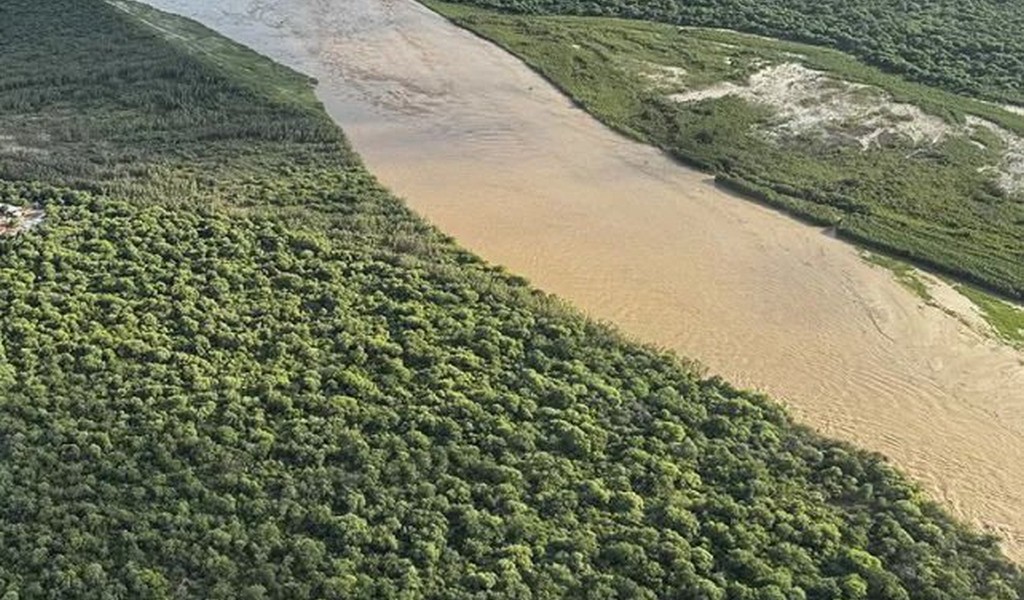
[{"x1": 141, "y1": 0, "x2": 1024, "y2": 559}]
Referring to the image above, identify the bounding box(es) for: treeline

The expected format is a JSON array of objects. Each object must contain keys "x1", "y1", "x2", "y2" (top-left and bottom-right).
[
  {"x1": 0, "y1": 0, "x2": 1023, "y2": 598},
  {"x1": 445, "y1": 0, "x2": 1024, "y2": 104}
]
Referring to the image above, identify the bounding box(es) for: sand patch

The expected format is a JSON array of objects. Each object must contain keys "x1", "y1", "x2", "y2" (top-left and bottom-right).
[
  {"x1": 669, "y1": 63, "x2": 952, "y2": 149},
  {"x1": 928, "y1": 280, "x2": 992, "y2": 333},
  {"x1": 967, "y1": 116, "x2": 1024, "y2": 196},
  {"x1": 0, "y1": 134, "x2": 48, "y2": 156},
  {"x1": 1003, "y1": 104, "x2": 1024, "y2": 117},
  {"x1": 0, "y1": 204, "x2": 45, "y2": 236},
  {"x1": 666, "y1": 62, "x2": 1024, "y2": 196},
  {"x1": 638, "y1": 62, "x2": 687, "y2": 88}
]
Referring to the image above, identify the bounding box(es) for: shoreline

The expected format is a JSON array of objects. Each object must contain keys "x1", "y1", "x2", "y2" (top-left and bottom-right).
[{"x1": 138, "y1": 0, "x2": 1024, "y2": 560}]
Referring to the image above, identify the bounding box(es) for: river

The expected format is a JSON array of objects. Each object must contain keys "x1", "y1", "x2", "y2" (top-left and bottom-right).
[{"x1": 139, "y1": 0, "x2": 1024, "y2": 559}]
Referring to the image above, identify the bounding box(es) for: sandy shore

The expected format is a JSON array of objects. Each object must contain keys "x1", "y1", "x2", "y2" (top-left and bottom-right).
[{"x1": 139, "y1": 0, "x2": 1024, "y2": 560}]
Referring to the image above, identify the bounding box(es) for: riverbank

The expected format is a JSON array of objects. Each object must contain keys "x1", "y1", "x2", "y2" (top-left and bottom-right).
[
  {"x1": 4, "y1": 1, "x2": 1023, "y2": 594},
  {"x1": 136, "y1": 0, "x2": 1024, "y2": 560},
  {"x1": 427, "y1": 3, "x2": 1024, "y2": 303}
]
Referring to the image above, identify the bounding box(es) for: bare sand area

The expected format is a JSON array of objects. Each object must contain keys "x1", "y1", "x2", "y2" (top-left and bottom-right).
[{"x1": 140, "y1": 0, "x2": 1024, "y2": 559}]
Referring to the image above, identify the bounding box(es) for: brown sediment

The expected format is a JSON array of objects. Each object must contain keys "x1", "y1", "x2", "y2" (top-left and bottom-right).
[{"x1": 140, "y1": 0, "x2": 1024, "y2": 560}]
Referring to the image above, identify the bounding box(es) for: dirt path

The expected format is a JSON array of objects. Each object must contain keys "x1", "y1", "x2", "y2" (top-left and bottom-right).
[{"x1": 139, "y1": 0, "x2": 1024, "y2": 560}]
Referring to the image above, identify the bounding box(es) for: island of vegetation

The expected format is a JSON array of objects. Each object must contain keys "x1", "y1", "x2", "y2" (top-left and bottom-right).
[{"x1": 0, "y1": 0, "x2": 1022, "y2": 598}]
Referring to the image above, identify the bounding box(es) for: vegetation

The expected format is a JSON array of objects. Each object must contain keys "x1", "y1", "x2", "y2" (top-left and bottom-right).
[
  {"x1": 425, "y1": 4, "x2": 1024, "y2": 301},
  {"x1": 859, "y1": 252, "x2": 1024, "y2": 346},
  {"x1": 860, "y1": 254, "x2": 932, "y2": 303},
  {"x1": 1, "y1": 0, "x2": 1023, "y2": 598},
  {"x1": 438, "y1": 0, "x2": 1024, "y2": 105},
  {"x1": 955, "y1": 286, "x2": 1024, "y2": 347}
]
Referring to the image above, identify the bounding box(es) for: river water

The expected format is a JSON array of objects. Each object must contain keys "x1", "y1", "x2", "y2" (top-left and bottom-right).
[{"x1": 139, "y1": 0, "x2": 1024, "y2": 559}]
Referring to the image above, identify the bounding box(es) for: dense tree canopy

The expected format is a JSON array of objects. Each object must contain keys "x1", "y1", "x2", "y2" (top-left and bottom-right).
[
  {"x1": 0, "y1": 1, "x2": 1022, "y2": 598},
  {"x1": 444, "y1": 0, "x2": 1024, "y2": 105}
]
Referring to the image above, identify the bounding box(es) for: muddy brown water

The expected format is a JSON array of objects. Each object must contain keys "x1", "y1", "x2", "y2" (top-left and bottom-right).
[{"x1": 140, "y1": 0, "x2": 1024, "y2": 560}]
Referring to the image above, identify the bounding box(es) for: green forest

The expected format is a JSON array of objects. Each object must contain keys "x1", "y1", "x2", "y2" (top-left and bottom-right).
[
  {"x1": 1, "y1": 0, "x2": 1023, "y2": 598},
  {"x1": 428, "y1": 3, "x2": 1024, "y2": 301},
  {"x1": 441, "y1": 0, "x2": 1024, "y2": 105}
]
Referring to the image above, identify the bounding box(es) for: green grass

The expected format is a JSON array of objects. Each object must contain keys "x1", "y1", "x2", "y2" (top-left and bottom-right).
[
  {"x1": 425, "y1": 2, "x2": 1024, "y2": 301},
  {"x1": 2, "y1": 0, "x2": 1023, "y2": 597},
  {"x1": 859, "y1": 253, "x2": 1024, "y2": 347},
  {"x1": 957, "y1": 286, "x2": 1024, "y2": 346},
  {"x1": 861, "y1": 253, "x2": 932, "y2": 303}
]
